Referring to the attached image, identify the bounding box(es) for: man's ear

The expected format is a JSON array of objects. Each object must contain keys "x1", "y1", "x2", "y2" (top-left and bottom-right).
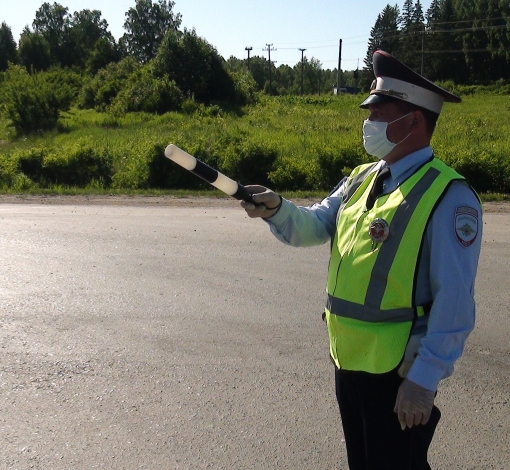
[{"x1": 411, "y1": 109, "x2": 425, "y2": 131}]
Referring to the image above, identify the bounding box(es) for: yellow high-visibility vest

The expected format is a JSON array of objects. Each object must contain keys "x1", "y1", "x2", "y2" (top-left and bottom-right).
[{"x1": 325, "y1": 157, "x2": 466, "y2": 373}]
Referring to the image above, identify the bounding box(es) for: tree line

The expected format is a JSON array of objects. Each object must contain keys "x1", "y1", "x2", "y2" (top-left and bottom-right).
[
  {"x1": 0, "y1": 0, "x2": 509, "y2": 136},
  {"x1": 1, "y1": 0, "x2": 509, "y2": 91},
  {"x1": 0, "y1": 0, "x2": 342, "y2": 97},
  {"x1": 363, "y1": 0, "x2": 510, "y2": 88}
]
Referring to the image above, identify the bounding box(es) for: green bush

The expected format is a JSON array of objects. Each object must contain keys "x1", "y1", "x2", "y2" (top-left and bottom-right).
[
  {"x1": 0, "y1": 65, "x2": 74, "y2": 136},
  {"x1": 220, "y1": 141, "x2": 278, "y2": 187},
  {"x1": 39, "y1": 143, "x2": 112, "y2": 187},
  {"x1": 0, "y1": 153, "x2": 18, "y2": 188},
  {"x1": 146, "y1": 142, "x2": 210, "y2": 189},
  {"x1": 17, "y1": 147, "x2": 45, "y2": 182},
  {"x1": 7, "y1": 144, "x2": 112, "y2": 188},
  {"x1": 450, "y1": 150, "x2": 510, "y2": 194},
  {"x1": 111, "y1": 69, "x2": 184, "y2": 114},
  {"x1": 438, "y1": 81, "x2": 510, "y2": 97},
  {"x1": 43, "y1": 67, "x2": 84, "y2": 101},
  {"x1": 268, "y1": 157, "x2": 319, "y2": 191},
  {"x1": 316, "y1": 143, "x2": 368, "y2": 190},
  {"x1": 110, "y1": 141, "x2": 156, "y2": 189},
  {"x1": 181, "y1": 100, "x2": 228, "y2": 117},
  {"x1": 230, "y1": 70, "x2": 258, "y2": 106},
  {"x1": 77, "y1": 57, "x2": 140, "y2": 111},
  {"x1": 0, "y1": 94, "x2": 509, "y2": 196}
]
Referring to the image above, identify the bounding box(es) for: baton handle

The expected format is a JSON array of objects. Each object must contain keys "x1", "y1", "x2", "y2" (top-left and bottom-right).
[{"x1": 164, "y1": 145, "x2": 254, "y2": 203}]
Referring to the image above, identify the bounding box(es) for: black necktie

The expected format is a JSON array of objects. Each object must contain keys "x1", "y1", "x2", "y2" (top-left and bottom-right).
[{"x1": 366, "y1": 167, "x2": 391, "y2": 210}]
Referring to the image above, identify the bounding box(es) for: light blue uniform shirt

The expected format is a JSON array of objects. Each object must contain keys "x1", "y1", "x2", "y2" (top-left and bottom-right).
[{"x1": 265, "y1": 147, "x2": 482, "y2": 391}]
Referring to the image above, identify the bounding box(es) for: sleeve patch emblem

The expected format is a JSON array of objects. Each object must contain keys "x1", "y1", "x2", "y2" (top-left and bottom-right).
[{"x1": 455, "y1": 206, "x2": 479, "y2": 247}]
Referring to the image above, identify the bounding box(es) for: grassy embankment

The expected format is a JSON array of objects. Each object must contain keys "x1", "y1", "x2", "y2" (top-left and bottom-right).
[{"x1": 0, "y1": 93, "x2": 508, "y2": 201}]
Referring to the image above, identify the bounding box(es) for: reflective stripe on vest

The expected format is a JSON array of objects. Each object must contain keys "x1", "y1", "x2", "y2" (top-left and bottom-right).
[{"x1": 326, "y1": 158, "x2": 464, "y2": 373}]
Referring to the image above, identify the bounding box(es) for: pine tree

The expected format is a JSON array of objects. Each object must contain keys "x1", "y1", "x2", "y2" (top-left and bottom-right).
[
  {"x1": 462, "y1": 0, "x2": 510, "y2": 82},
  {"x1": 0, "y1": 22, "x2": 17, "y2": 71},
  {"x1": 434, "y1": 0, "x2": 468, "y2": 83},
  {"x1": 423, "y1": 0, "x2": 442, "y2": 80},
  {"x1": 398, "y1": 0, "x2": 424, "y2": 70},
  {"x1": 363, "y1": 4, "x2": 400, "y2": 89},
  {"x1": 412, "y1": 1, "x2": 426, "y2": 73}
]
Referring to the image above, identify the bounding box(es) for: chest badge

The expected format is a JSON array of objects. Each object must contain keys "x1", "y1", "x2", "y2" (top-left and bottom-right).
[{"x1": 368, "y1": 218, "x2": 390, "y2": 245}]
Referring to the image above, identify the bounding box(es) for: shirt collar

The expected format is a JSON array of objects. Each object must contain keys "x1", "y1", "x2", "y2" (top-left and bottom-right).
[{"x1": 387, "y1": 146, "x2": 433, "y2": 181}]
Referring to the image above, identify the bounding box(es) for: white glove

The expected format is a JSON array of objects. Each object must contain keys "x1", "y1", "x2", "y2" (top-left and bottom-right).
[{"x1": 394, "y1": 378, "x2": 435, "y2": 430}]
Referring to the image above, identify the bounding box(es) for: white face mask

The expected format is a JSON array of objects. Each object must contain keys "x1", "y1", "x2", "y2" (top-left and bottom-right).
[{"x1": 362, "y1": 112, "x2": 413, "y2": 159}]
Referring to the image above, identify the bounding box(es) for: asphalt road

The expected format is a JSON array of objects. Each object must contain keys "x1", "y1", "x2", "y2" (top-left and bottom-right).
[{"x1": 0, "y1": 200, "x2": 508, "y2": 469}]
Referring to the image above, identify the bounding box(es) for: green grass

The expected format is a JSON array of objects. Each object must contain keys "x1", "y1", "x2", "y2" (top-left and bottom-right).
[{"x1": 1, "y1": 93, "x2": 509, "y2": 198}]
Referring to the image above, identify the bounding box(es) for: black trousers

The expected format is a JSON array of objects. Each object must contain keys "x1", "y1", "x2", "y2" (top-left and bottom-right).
[{"x1": 335, "y1": 368, "x2": 441, "y2": 470}]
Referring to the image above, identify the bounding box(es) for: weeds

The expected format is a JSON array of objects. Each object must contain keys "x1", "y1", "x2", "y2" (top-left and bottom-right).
[{"x1": 0, "y1": 94, "x2": 509, "y2": 197}]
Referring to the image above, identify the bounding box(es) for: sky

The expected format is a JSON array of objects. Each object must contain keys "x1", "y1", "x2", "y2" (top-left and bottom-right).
[{"x1": 1, "y1": 0, "x2": 434, "y2": 71}]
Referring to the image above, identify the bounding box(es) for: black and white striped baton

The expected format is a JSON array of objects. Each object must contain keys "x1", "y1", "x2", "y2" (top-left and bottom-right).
[{"x1": 164, "y1": 144, "x2": 255, "y2": 203}]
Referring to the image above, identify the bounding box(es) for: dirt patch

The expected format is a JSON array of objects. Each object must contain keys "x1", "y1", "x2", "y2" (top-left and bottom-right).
[
  {"x1": 0, "y1": 194, "x2": 508, "y2": 212},
  {"x1": 0, "y1": 194, "x2": 317, "y2": 209}
]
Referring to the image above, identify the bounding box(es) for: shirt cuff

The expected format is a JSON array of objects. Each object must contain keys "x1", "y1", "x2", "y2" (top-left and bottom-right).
[
  {"x1": 406, "y1": 356, "x2": 451, "y2": 392},
  {"x1": 263, "y1": 198, "x2": 291, "y2": 225}
]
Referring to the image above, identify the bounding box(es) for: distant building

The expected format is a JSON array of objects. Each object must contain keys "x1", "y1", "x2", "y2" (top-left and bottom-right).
[{"x1": 334, "y1": 86, "x2": 360, "y2": 95}]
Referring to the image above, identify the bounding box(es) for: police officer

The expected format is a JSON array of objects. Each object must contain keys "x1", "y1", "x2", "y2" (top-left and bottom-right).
[{"x1": 241, "y1": 50, "x2": 482, "y2": 469}]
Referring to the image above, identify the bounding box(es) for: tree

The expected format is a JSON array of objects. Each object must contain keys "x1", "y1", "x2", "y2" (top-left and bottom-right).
[
  {"x1": 0, "y1": 22, "x2": 17, "y2": 71},
  {"x1": 460, "y1": 0, "x2": 510, "y2": 82},
  {"x1": 70, "y1": 9, "x2": 110, "y2": 51},
  {"x1": 122, "y1": 0, "x2": 182, "y2": 63},
  {"x1": 411, "y1": 1, "x2": 426, "y2": 72},
  {"x1": 18, "y1": 28, "x2": 53, "y2": 71},
  {"x1": 67, "y1": 9, "x2": 112, "y2": 68},
  {"x1": 274, "y1": 64, "x2": 296, "y2": 95},
  {"x1": 86, "y1": 36, "x2": 122, "y2": 75},
  {"x1": 398, "y1": 0, "x2": 425, "y2": 70},
  {"x1": 301, "y1": 57, "x2": 323, "y2": 95},
  {"x1": 31, "y1": 3, "x2": 119, "y2": 70},
  {"x1": 153, "y1": 28, "x2": 237, "y2": 103},
  {"x1": 32, "y1": 2, "x2": 71, "y2": 65},
  {"x1": 434, "y1": 0, "x2": 467, "y2": 83},
  {"x1": 246, "y1": 56, "x2": 270, "y2": 91},
  {"x1": 364, "y1": 0, "x2": 510, "y2": 84},
  {"x1": 423, "y1": 0, "x2": 442, "y2": 80},
  {"x1": 363, "y1": 5, "x2": 400, "y2": 89},
  {"x1": 321, "y1": 68, "x2": 338, "y2": 94}
]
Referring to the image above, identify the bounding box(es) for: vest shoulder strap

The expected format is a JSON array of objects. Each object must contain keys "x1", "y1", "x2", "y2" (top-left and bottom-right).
[
  {"x1": 343, "y1": 162, "x2": 378, "y2": 203},
  {"x1": 333, "y1": 163, "x2": 377, "y2": 226}
]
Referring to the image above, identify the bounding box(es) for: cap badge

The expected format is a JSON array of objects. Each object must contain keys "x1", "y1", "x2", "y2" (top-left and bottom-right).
[{"x1": 368, "y1": 218, "x2": 390, "y2": 248}]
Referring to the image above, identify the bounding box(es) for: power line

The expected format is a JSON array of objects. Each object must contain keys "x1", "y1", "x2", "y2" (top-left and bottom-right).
[
  {"x1": 275, "y1": 17, "x2": 510, "y2": 48},
  {"x1": 420, "y1": 48, "x2": 510, "y2": 54},
  {"x1": 249, "y1": 22, "x2": 510, "y2": 62},
  {"x1": 241, "y1": 17, "x2": 510, "y2": 71},
  {"x1": 368, "y1": 24, "x2": 509, "y2": 43},
  {"x1": 429, "y1": 16, "x2": 510, "y2": 26}
]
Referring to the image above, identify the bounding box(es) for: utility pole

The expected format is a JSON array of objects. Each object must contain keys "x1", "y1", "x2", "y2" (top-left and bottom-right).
[
  {"x1": 263, "y1": 43, "x2": 276, "y2": 95},
  {"x1": 337, "y1": 39, "x2": 342, "y2": 95},
  {"x1": 299, "y1": 48, "x2": 306, "y2": 96},
  {"x1": 245, "y1": 46, "x2": 253, "y2": 71},
  {"x1": 354, "y1": 59, "x2": 359, "y2": 94}
]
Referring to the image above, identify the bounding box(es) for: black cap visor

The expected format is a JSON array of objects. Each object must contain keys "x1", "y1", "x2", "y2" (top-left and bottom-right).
[{"x1": 359, "y1": 93, "x2": 399, "y2": 109}]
